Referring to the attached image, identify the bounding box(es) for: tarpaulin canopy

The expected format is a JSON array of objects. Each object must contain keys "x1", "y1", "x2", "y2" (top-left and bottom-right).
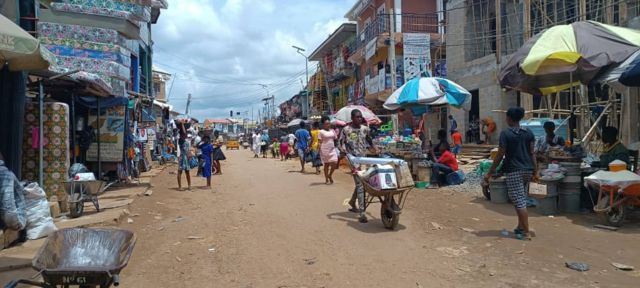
[
  {"x1": 75, "y1": 96, "x2": 128, "y2": 109},
  {"x1": 0, "y1": 14, "x2": 54, "y2": 71},
  {"x1": 500, "y1": 21, "x2": 640, "y2": 95}
]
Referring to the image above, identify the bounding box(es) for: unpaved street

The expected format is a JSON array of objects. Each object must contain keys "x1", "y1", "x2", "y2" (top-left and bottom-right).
[{"x1": 113, "y1": 149, "x2": 640, "y2": 287}]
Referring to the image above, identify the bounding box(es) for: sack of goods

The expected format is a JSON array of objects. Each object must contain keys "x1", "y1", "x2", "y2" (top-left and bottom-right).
[
  {"x1": 22, "y1": 182, "x2": 57, "y2": 240},
  {"x1": 365, "y1": 164, "x2": 398, "y2": 190}
]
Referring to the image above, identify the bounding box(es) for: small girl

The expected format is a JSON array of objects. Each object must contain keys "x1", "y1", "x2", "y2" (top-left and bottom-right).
[
  {"x1": 279, "y1": 139, "x2": 289, "y2": 161},
  {"x1": 199, "y1": 135, "x2": 213, "y2": 188}
]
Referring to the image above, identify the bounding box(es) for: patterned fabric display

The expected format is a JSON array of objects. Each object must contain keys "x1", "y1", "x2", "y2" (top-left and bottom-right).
[
  {"x1": 40, "y1": 38, "x2": 131, "y2": 57},
  {"x1": 60, "y1": 0, "x2": 151, "y2": 22},
  {"x1": 38, "y1": 22, "x2": 129, "y2": 47},
  {"x1": 50, "y1": 3, "x2": 148, "y2": 22},
  {"x1": 22, "y1": 102, "x2": 71, "y2": 199},
  {"x1": 45, "y1": 45, "x2": 132, "y2": 67},
  {"x1": 51, "y1": 56, "x2": 130, "y2": 80}
]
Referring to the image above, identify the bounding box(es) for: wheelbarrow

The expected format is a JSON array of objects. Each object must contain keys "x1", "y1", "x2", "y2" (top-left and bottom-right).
[
  {"x1": 347, "y1": 155, "x2": 414, "y2": 230},
  {"x1": 64, "y1": 180, "x2": 113, "y2": 218},
  {"x1": 587, "y1": 170, "x2": 640, "y2": 227},
  {"x1": 4, "y1": 228, "x2": 136, "y2": 288}
]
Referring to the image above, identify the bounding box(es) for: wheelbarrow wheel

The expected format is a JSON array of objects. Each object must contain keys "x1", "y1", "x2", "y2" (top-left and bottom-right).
[
  {"x1": 381, "y1": 197, "x2": 400, "y2": 230},
  {"x1": 69, "y1": 192, "x2": 84, "y2": 218},
  {"x1": 597, "y1": 194, "x2": 627, "y2": 227}
]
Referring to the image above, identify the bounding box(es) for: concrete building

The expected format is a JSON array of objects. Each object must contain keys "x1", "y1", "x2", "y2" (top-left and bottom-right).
[
  {"x1": 309, "y1": 23, "x2": 357, "y2": 113},
  {"x1": 446, "y1": 0, "x2": 640, "y2": 144},
  {"x1": 345, "y1": 0, "x2": 444, "y2": 110},
  {"x1": 153, "y1": 65, "x2": 172, "y2": 103}
]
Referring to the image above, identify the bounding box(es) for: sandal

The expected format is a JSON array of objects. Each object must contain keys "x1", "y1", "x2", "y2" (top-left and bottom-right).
[{"x1": 358, "y1": 214, "x2": 368, "y2": 223}]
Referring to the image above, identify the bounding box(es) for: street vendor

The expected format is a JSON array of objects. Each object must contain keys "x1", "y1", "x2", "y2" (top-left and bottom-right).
[
  {"x1": 428, "y1": 142, "x2": 459, "y2": 189},
  {"x1": 596, "y1": 126, "x2": 630, "y2": 169},
  {"x1": 534, "y1": 121, "x2": 565, "y2": 162},
  {"x1": 339, "y1": 109, "x2": 378, "y2": 224}
]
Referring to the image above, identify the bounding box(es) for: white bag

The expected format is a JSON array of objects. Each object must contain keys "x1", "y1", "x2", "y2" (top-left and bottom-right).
[{"x1": 22, "y1": 183, "x2": 57, "y2": 240}]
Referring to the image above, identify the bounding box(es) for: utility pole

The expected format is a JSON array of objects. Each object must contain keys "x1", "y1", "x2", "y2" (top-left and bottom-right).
[
  {"x1": 185, "y1": 93, "x2": 192, "y2": 115},
  {"x1": 388, "y1": 6, "x2": 397, "y2": 91},
  {"x1": 292, "y1": 45, "x2": 309, "y2": 118}
]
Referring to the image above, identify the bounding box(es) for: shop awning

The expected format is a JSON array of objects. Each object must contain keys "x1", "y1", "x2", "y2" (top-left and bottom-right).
[{"x1": 0, "y1": 14, "x2": 54, "y2": 71}]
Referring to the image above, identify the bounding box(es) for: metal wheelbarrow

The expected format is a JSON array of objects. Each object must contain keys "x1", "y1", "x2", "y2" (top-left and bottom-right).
[
  {"x1": 64, "y1": 181, "x2": 113, "y2": 218},
  {"x1": 4, "y1": 228, "x2": 136, "y2": 288}
]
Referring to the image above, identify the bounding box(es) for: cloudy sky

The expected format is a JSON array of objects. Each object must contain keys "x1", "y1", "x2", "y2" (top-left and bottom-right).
[{"x1": 153, "y1": 0, "x2": 357, "y2": 121}]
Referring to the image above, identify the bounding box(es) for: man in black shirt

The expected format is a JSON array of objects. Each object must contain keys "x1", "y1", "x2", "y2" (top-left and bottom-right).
[{"x1": 485, "y1": 107, "x2": 537, "y2": 240}]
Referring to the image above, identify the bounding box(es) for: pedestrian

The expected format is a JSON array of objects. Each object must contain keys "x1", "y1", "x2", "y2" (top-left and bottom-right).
[
  {"x1": 449, "y1": 115, "x2": 458, "y2": 135},
  {"x1": 310, "y1": 121, "x2": 322, "y2": 174},
  {"x1": 481, "y1": 117, "x2": 497, "y2": 144},
  {"x1": 451, "y1": 129, "x2": 463, "y2": 157},
  {"x1": 199, "y1": 135, "x2": 213, "y2": 188},
  {"x1": 287, "y1": 131, "x2": 296, "y2": 157},
  {"x1": 339, "y1": 109, "x2": 377, "y2": 223},
  {"x1": 261, "y1": 131, "x2": 270, "y2": 158},
  {"x1": 176, "y1": 121, "x2": 192, "y2": 191},
  {"x1": 319, "y1": 116, "x2": 338, "y2": 184},
  {"x1": 484, "y1": 107, "x2": 537, "y2": 240},
  {"x1": 428, "y1": 142, "x2": 459, "y2": 189},
  {"x1": 212, "y1": 130, "x2": 226, "y2": 174},
  {"x1": 294, "y1": 122, "x2": 311, "y2": 173},
  {"x1": 271, "y1": 138, "x2": 280, "y2": 159},
  {"x1": 252, "y1": 131, "x2": 261, "y2": 158},
  {"x1": 279, "y1": 137, "x2": 289, "y2": 161}
]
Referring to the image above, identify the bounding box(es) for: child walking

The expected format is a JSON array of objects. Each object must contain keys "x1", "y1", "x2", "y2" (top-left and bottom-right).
[{"x1": 199, "y1": 135, "x2": 213, "y2": 188}]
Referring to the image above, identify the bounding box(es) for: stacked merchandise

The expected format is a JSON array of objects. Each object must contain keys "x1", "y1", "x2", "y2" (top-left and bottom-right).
[
  {"x1": 21, "y1": 102, "x2": 71, "y2": 200},
  {"x1": 38, "y1": 21, "x2": 133, "y2": 97},
  {"x1": 50, "y1": 0, "x2": 151, "y2": 22}
]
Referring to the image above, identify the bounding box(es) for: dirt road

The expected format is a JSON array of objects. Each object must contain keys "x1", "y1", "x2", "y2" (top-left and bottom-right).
[
  {"x1": 113, "y1": 149, "x2": 639, "y2": 287},
  {"x1": 112, "y1": 150, "x2": 640, "y2": 287}
]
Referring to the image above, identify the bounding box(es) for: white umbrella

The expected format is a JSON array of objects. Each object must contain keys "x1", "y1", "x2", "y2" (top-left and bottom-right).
[{"x1": 333, "y1": 105, "x2": 381, "y2": 125}]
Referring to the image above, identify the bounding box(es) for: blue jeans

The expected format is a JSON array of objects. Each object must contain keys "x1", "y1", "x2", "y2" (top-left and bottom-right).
[{"x1": 431, "y1": 163, "x2": 454, "y2": 185}]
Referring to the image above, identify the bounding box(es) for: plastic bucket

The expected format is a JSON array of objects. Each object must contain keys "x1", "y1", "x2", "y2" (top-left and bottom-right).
[
  {"x1": 558, "y1": 193, "x2": 580, "y2": 213},
  {"x1": 489, "y1": 178, "x2": 508, "y2": 204},
  {"x1": 609, "y1": 163, "x2": 626, "y2": 172},
  {"x1": 558, "y1": 182, "x2": 582, "y2": 195},
  {"x1": 532, "y1": 195, "x2": 558, "y2": 215},
  {"x1": 559, "y1": 162, "x2": 581, "y2": 176},
  {"x1": 415, "y1": 181, "x2": 429, "y2": 189}
]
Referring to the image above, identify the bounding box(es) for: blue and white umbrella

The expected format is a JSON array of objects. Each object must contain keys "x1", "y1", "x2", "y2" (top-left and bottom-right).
[{"x1": 383, "y1": 77, "x2": 471, "y2": 113}]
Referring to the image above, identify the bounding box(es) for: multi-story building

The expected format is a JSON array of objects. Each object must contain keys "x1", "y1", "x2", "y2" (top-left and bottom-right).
[
  {"x1": 446, "y1": 0, "x2": 640, "y2": 144},
  {"x1": 309, "y1": 23, "x2": 357, "y2": 114},
  {"x1": 345, "y1": 0, "x2": 445, "y2": 110}
]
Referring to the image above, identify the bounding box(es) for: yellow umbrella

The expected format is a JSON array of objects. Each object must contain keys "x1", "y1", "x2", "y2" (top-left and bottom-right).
[{"x1": 0, "y1": 14, "x2": 54, "y2": 71}]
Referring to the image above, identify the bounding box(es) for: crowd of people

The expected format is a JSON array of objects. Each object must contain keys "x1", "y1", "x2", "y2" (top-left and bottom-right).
[{"x1": 173, "y1": 120, "x2": 226, "y2": 191}]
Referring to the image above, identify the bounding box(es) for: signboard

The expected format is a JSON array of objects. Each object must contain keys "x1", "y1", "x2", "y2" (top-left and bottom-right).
[
  {"x1": 365, "y1": 37, "x2": 377, "y2": 60},
  {"x1": 403, "y1": 33, "x2": 431, "y2": 81},
  {"x1": 87, "y1": 106, "x2": 126, "y2": 162}
]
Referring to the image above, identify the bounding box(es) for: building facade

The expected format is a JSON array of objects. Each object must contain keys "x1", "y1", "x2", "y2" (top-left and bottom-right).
[{"x1": 447, "y1": 0, "x2": 640, "y2": 144}]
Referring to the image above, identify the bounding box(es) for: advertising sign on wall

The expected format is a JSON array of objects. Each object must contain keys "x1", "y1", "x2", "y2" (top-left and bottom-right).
[
  {"x1": 87, "y1": 106, "x2": 125, "y2": 162},
  {"x1": 403, "y1": 33, "x2": 431, "y2": 81}
]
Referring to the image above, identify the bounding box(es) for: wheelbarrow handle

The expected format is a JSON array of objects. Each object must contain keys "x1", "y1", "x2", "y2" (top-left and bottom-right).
[
  {"x1": 4, "y1": 279, "x2": 49, "y2": 288},
  {"x1": 113, "y1": 274, "x2": 120, "y2": 286}
]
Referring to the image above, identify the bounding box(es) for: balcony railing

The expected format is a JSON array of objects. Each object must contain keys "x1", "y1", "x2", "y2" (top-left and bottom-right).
[{"x1": 354, "y1": 13, "x2": 440, "y2": 55}]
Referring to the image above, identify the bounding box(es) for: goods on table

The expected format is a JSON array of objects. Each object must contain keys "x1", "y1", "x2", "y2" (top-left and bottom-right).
[
  {"x1": 374, "y1": 135, "x2": 422, "y2": 155},
  {"x1": 539, "y1": 163, "x2": 567, "y2": 181}
]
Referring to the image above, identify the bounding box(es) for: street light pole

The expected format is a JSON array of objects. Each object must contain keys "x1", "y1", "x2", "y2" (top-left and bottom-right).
[{"x1": 292, "y1": 45, "x2": 309, "y2": 118}]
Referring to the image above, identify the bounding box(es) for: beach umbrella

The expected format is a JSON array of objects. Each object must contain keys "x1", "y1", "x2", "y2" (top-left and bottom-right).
[
  {"x1": 383, "y1": 77, "x2": 471, "y2": 112},
  {"x1": 333, "y1": 105, "x2": 381, "y2": 125},
  {"x1": 0, "y1": 14, "x2": 54, "y2": 71},
  {"x1": 287, "y1": 118, "x2": 309, "y2": 128},
  {"x1": 499, "y1": 21, "x2": 640, "y2": 95}
]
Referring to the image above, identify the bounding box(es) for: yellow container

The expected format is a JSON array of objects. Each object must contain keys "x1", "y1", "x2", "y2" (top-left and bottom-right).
[
  {"x1": 490, "y1": 148, "x2": 499, "y2": 160},
  {"x1": 609, "y1": 162, "x2": 627, "y2": 172}
]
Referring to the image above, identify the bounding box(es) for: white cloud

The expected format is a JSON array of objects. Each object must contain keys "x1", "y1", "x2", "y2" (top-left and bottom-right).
[{"x1": 153, "y1": 0, "x2": 357, "y2": 120}]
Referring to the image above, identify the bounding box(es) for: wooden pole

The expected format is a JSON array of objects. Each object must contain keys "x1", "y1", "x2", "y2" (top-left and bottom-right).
[
  {"x1": 582, "y1": 102, "x2": 613, "y2": 144},
  {"x1": 524, "y1": 0, "x2": 531, "y2": 40},
  {"x1": 496, "y1": 0, "x2": 502, "y2": 64},
  {"x1": 580, "y1": 0, "x2": 587, "y2": 21}
]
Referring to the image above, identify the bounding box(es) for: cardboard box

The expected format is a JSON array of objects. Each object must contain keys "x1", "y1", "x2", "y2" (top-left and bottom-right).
[{"x1": 368, "y1": 165, "x2": 398, "y2": 190}]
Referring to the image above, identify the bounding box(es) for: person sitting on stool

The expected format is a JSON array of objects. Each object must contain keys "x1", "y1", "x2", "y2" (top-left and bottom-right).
[{"x1": 428, "y1": 142, "x2": 459, "y2": 189}]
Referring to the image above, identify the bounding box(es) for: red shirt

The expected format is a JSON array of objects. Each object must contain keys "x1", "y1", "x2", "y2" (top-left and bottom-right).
[
  {"x1": 452, "y1": 132, "x2": 462, "y2": 145},
  {"x1": 438, "y1": 150, "x2": 459, "y2": 171}
]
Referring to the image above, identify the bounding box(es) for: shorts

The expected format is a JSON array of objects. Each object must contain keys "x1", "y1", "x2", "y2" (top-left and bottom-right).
[
  {"x1": 506, "y1": 170, "x2": 533, "y2": 209},
  {"x1": 297, "y1": 148, "x2": 306, "y2": 159},
  {"x1": 453, "y1": 144, "x2": 462, "y2": 154}
]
